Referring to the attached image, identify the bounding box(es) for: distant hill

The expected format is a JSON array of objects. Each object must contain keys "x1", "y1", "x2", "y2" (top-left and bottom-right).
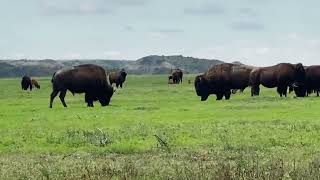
[
  {"x1": 126, "y1": 55, "x2": 223, "y2": 74},
  {"x1": 0, "y1": 55, "x2": 224, "y2": 77}
]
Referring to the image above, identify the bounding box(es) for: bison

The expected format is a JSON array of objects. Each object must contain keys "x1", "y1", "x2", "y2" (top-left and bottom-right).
[
  {"x1": 109, "y1": 69, "x2": 127, "y2": 88},
  {"x1": 31, "y1": 79, "x2": 40, "y2": 89},
  {"x1": 250, "y1": 63, "x2": 305, "y2": 97},
  {"x1": 168, "y1": 69, "x2": 183, "y2": 84},
  {"x1": 194, "y1": 63, "x2": 254, "y2": 101},
  {"x1": 49, "y1": 64, "x2": 114, "y2": 108},
  {"x1": 292, "y1": 65, "x2": 320, "y2": 97},
  {"x1": 21, "y1": 76, "x2": 40, "y2": 91},
  {"x1": 21, "y1": 76, "x2": 32, "y2": 91}
]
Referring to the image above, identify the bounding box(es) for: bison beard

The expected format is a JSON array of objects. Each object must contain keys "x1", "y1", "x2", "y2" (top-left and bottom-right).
[{"x1": 49, "y1": 64, "x2": 114, "y2": 108}]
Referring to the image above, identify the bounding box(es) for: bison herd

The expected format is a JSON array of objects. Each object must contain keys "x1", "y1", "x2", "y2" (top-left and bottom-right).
[
  {"x1": 195, "y1": 62, "x2": 320, "y2": 101},
  {"x1": 20, "y1": 62, "x2": 320, "y2": 108}
]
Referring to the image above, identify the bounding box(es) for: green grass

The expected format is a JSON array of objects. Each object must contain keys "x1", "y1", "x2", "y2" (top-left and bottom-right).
[{"x1": 1, "y1": 75, "x2": 320, "y2": 179}]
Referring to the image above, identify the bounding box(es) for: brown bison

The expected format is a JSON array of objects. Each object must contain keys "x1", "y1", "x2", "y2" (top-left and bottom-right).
[
  {"x1": 292, "y1": 65, "x2": 320, "y2": 97},
  {"x1": 50, "y1": 64, "x2": 114, "y2": 108},
  {"x1": 109, "y1": 69, "x2": 127, "y2": 88},
  {"x1": 250, "y1": 63, "x2": 305, "y2": 97},
  {"x1": 31, "y1": 79, "x2": 40, "y2": 89},
  {"x1": 21, "y1": 76, "x2": 40, "y2": 91},
  {"x1": 168, "y1": 69, "x2": 183, "y2": 84},
  {"x1": 194, "y1": 63, "x2": 254, "y2": 101}
]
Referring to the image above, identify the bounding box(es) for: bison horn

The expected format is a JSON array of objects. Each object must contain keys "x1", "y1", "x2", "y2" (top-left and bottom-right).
[{"x1": 292, "y1": 83, "x2": 298, "y2": 88}]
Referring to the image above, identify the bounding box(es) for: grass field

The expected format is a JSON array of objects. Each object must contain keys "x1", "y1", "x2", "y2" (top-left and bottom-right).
[{"x1": 1, "y1": 75, "x2": 320, "y2": 179}]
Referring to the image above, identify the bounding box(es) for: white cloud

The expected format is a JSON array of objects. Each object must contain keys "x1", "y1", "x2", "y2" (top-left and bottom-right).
[
  {"x1": 39, "y1": 0, "x2": 150, "y2": 15},
  {"x1": 148, "y1": 32, "x2": 168, "y2": 39},
  {"x1": 184, "y1": 2, "x2": 226, "y2": 15},
  {"x1": 102, "y1": 51, "x2": 121, "y2": 58},
  {"x1": 230, "y1": 21, "x2": 264, "y2": 31}
]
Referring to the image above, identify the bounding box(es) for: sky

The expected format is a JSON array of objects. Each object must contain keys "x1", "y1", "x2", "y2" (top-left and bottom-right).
[{"x1": 0, "y1": 0, "x2": 320, "y2": 66}]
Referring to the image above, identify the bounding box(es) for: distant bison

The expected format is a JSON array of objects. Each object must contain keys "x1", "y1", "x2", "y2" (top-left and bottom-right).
[
  {"x1": 109, "y1": 69, "x2": 127, "y2": 88},
  {"x1": 21, "y1": 76, "x2": 40, "y2": 91},
  {"x1": 292, "y1": 65, "x2": 320, "y2": 97},
  {"x1": 31, "y1": 79, "x2": 40, "y2": 89},
  {"x1": 168, "y1": 69, "x2": 183, "y2": 84},
  {"x1": 250, "y1": 63, "x2": 305, "y2": 97},
  {"x1": 50, "y1": 64, "x2": 114, "y2": 108},
  {"x1": 194, "y1": 63, "x2": 254, "y2": 101}
]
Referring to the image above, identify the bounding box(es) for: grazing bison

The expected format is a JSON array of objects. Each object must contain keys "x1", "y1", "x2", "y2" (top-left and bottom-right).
[
  {"x1": 21, "y1": 76, "x2": 32, "y2": 91},
  {"x1": 292, "y1": 65, "x2": 320, "y2": 97},
  {"x1": 109, "y1": 69, "x2": 127, "y2": 88},
  {"x1": 50, "y1": 64, "x2": 114, "y2": 108},
  {"x1": 31, "y1": 79, "x2": 40, "y2": 89},
  {"x1": 250, "y1": 63, "x2": 305, "y2": 97},
  {"x1": 194, "y1": 63, "x2": 254, "y2": 101},
  {"x1": 169, "y1": 69, "x2": 183, "y2": 84},
  {"x1": 21, "y1": 76, "x2": 40, "y2": 91}
]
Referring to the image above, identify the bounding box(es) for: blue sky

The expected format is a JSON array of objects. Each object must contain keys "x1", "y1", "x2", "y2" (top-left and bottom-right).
[{"x1": 1, "y1": 0, "x2": 319, "y2": 65}]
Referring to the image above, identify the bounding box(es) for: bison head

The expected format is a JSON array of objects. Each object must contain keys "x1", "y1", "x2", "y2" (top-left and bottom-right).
[
  {"x1": 292, "y1": 82, "x2": 306, "y2": 97},
  {"x1": 120, "y1": 71, "x2": 127, "y2": 81},
  {"x1": 194, "y1": 75, "x2": 210, "y2": 101},
  {"x1": 98, "y1": 85, "x2": 114, "y2": 106}
]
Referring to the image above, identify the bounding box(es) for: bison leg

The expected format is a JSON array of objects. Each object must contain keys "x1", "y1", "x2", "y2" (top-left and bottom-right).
[
  {"x1": 317, "y1": 91, "x2": 319, "y2": 97},
  {"x1": 49, "y1": 90, "x2": 59, "y2": 108},
  {"x1": 224, "y1": 90, "x2": 231, "y2": 100},
  {"x1": 283, "y1": 86, "x2": 288, "y2": 97},
  {"x1": 120, "y1": 83, "x2": 123, "y2": 88},
  {"x1": 59, "y1": 90, "x2": 68, "y2": 107},
  {"x1": 29, "y1": 84, "x2": 33, "y2": 91},
  {"x1": 277, "y1": 86, "x2": 285, "y2": 97},
  {"x1": 216, "y1": 93, "x2": 223, "y2": 100},
  {"x1": 277, "y1": 86, "x2": 287, "y2": 97},
  {"x1": 116, "y1": 83, "x2": 119, "y2": 88},
  {"x1": 85, "y1": 93, "x2": 94, "y2": 107},
  {"x1": 251, "y1": 86, "x2": 260, "y2": 96}
]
